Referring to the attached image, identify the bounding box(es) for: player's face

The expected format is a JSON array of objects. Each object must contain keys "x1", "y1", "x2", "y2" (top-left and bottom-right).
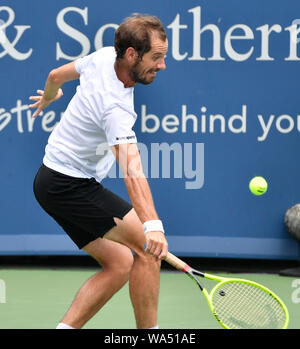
[{"x1": 130, "y1": 34, "x2": 168, "y2": 85}]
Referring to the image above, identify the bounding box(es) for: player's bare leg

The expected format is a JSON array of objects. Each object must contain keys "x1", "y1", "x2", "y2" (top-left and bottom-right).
[
  {"x1": 59, "y1": 238, "x2": 134, "y2": 329},
  {"x1": 104, "y1": 208, "x2": 161, "y2": 329},
  {"x1": 129, "y1": 251, "x2": 161, "y2": 329}
]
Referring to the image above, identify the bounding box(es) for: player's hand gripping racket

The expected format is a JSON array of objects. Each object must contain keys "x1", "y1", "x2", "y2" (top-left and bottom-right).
[{"x1": 165, "y1": 252, "x2": 289, "y2": 329}]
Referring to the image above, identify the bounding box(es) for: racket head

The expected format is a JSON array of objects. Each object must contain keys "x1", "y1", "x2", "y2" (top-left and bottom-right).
[{"x1": 207, "y1": 278, "x2": 289, "y2": 329}]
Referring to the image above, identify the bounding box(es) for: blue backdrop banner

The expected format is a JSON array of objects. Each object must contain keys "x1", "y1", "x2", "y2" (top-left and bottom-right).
[{"x1": 0, "y1": 0, "x2": 299, "y2": 259}]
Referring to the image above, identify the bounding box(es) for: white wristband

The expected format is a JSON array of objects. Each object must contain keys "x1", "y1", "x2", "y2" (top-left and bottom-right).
[{"x1": 143, "y1": 220, "x2": 164, "y2": 235}]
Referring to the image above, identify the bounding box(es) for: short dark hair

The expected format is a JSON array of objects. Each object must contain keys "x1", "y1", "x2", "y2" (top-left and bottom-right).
[{"x1": 114, "y1": 13, "x2": 167, "y2": 60}]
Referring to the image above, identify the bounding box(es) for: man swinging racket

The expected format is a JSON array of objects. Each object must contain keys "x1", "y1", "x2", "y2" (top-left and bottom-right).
[{"x1": 30, "y1": 14, "x2": 169, "y2": 329}]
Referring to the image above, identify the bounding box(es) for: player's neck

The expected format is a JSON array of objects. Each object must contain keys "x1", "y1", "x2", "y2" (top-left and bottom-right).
[{"x1": 114, "y1": 60, "x2": 136, "y2": 88}]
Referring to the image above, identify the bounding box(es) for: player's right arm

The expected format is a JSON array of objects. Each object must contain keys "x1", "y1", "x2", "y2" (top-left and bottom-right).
[
  {"x1": 29, "y1": 61, "x2": 80, "y2": 118},
  {"x1": 112, "y1": 143, "x2": 168, "y2": 260}
]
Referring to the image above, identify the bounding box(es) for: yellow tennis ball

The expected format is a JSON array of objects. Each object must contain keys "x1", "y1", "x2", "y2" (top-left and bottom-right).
[{"x1": 249, "y1": 176, "x2": 268, "y2": 195}]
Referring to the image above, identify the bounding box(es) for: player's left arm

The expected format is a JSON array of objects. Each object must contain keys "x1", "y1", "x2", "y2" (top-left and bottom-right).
[{"x1": 29, "y1": 61, "x2": 80, "y2": 118}]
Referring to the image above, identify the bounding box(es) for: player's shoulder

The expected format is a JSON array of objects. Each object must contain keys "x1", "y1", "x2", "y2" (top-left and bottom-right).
[
  {"x1": 92, "y1": 46, "x2": 116, "y2": 62},
  {"x1": 76, "y1": 46, "x2": 116, "y2": 74}
]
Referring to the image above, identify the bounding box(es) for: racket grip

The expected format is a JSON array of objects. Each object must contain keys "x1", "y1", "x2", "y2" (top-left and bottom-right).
[{"x1": 165, "y1": 252, "x2": 190, "y2": 273}]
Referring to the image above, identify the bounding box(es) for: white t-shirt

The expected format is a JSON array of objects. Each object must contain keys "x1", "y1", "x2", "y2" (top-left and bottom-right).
[{"x1": 43, "y1": 47, "x2": 137, "y2": 182}]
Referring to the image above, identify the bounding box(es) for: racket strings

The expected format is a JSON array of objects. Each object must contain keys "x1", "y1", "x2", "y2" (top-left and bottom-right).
[{"x1": 212, "y1": 281, "x2": 286, "y2": 329}]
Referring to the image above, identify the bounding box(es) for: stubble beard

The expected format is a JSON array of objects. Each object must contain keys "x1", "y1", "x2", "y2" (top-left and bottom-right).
[{"x1": 130, "y1": 60, "x2": 156, "y2": 85}]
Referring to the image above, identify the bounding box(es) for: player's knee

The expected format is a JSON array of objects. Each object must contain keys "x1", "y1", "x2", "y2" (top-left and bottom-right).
[
  {"x1": 134, "y1": 249, "x2": 161, "y2": 269},
  {"x1": 103, "y1": 252, "x2": 134, "y2": 279}
]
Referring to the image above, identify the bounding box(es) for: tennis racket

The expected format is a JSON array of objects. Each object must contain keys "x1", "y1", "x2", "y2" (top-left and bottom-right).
[{"x1": 165, "y1": 252, "x2": 289, "y2": 329}]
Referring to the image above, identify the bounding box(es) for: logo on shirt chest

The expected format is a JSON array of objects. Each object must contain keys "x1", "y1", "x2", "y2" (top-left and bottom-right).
[{"x1": 116, "y1": 136, "x2": 137, "y2": 141}]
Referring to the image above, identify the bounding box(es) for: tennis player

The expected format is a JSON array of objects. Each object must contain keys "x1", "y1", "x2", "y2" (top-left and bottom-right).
[{"x1": 30, "y1": 14, "x2": 168, "y2": 329}]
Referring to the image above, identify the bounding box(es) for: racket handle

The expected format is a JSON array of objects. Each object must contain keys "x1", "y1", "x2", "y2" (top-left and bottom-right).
[{"x1": 165, "y1": 252, "x2": 191, "y2": 273}]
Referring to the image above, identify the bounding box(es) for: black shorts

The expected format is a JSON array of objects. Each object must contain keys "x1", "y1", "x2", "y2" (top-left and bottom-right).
[{"x1": 33, "y1": 164, "x2": 132, "y2": 249}]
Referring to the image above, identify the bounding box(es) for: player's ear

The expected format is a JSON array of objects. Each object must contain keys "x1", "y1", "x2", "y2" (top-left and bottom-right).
[{"x1": 125, "y1": 47, "x2": 138, "y2": 63}]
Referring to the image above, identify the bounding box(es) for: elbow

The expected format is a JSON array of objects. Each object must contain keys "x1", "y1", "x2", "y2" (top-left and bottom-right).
[
  {"x1": 115, "y1": 144, "x2": 146, "y2": 180},
  {"x1": 123, "y1": 165, "x2": 146, "y2": 181},
  {"x1": 48, "y1": 69, "x2": 62, "y2": 86},
  {"x1": 124, "y1": 171, "x2": 147, "y2": 193}
]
